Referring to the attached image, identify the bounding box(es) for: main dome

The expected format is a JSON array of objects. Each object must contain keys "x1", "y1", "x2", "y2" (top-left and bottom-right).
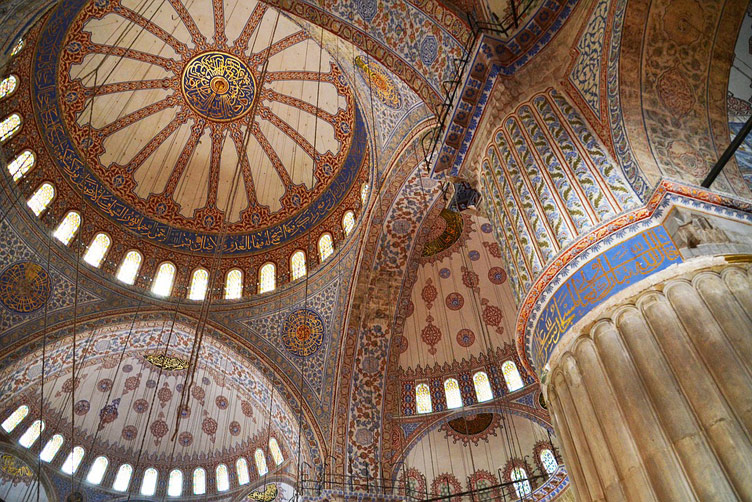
[{"x1": 31, "y1": 0, "x2": 366, "y2": 255}]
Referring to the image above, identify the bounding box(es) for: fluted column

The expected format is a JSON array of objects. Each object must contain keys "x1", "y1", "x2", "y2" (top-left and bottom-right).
[{"x1": 545, "y1": 264, "x2": 752, "y2": 501}]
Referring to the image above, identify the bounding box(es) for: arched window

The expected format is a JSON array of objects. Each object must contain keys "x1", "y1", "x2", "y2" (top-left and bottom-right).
[
  {"x1": 61, "y1": 446, "x2": 85, "y2": 475},
  {"x1": 511, "y1": 467, "x2": 531, "y2": 498},
  {"x1": 27, "y1": 182, "x2": 54, "y2": 216},
  {"x1": 444, "y1": 378, "x2": 462, "y2": 409},
  {"x1": 140, "y1": 467, "x2": 158, "y2": 496},
  {"x1": 236, "y1": 457, "x2": 250, "y2": 485},
  {"x1": 83, "y1": 233, "x2": 111, "y2": 268},
  {"x1": 502, "y1": 360, "x2": 524, "y2": 392},
  {"x1": 117, "y1": 250, "x2": 143, "y2": 285},
  {"x1": 192, "y1": 467, "x2": 206, "y2": 495},
  {"x1": 168, "y1": 469, "x2": 183, "y2": 497},
  {"x1": 10, "y1": 39, "x2": 25, "y2": 57},
  {"x1": 19, "y1": 419, "x2": 44, "y2": 448},
  {"x1": 112, "y1": 464, "x2": 133, "y2": 492},
  {"x1": 216, "y1": 463, "x2": 230, "y2": 492},
  {"x1": 269, "y1": 438, "x2": 283, "y2": 466},
  {"x1": 224, "y1": 268, "x2": 243, "y2": 299},
  {"x1": 40, "y1": 434, "x2": 64, "y2": 463},
  {"x1": 86, "y1": 456, "x2": 108, "y2": 485},
  {"x1": 254, "y1": 448, "x2": 268, "y2": 476},
  {"x1": 290, "y1": 250, "x2": 307, "y2": 280},
  {"x1": 342, "y1": 210, "x2": 355, "y2": 236},
  {"x1": 152, "y1": 262, "x2": 176, "y2": 297},
  {"x1": 258, "y1": 262, "x2": 275, "y2": 294},
  {"x1": 54, "y1": 211, "x2": 81, "y2": 245},
  {"x1": 415, "y1": 383, "x2": 432, "y2": 414},
  {"x1": 0, "y1": 113, "x2": 21, "y2": 143},
  {"x1": 0, "y1": 75, "x2": 18, "y2": 100},
  {"x1": 361, "y1": 183, "x2": 369, "y2": 205},
  {"x1": 318, "y1": 233, "x2": 334, "y2": 261},
  {"x1": 1, "y1": 405, "x2": 29, "y2": 432},
  {"x1": 188, "y1": 267, "x2": 209, "y2": 300},
  {"x1": 7, "y1": 150, "x2": 35, "y2": 181},
  {"x1": 473, "y1": 371, "x2": 494, "y2": 402},
  {"x1": 540, "y1": 449, "x2": 557, "y2": 475}
]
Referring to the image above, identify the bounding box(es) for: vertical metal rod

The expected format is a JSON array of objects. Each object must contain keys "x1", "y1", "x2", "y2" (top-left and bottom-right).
[{"x1": 702, "y1": 114, "x2": 752, "y2": 188}]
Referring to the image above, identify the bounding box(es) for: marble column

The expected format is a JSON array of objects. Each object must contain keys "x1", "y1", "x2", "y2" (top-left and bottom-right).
[{"x1": 544, "y1": 264, "x2": 752, "y2": 502}]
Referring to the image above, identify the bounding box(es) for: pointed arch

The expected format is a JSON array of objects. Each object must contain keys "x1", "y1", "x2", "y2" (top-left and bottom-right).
[
  {"x1": 27, "y1": 182, "x2": 55, "y2": 216},
  {"x1": 53, "y1": 211, "x2": 82, "y2": 245},
  {"x1": 0, "y1": 75, "x2": 18, "y2": 100},
  {"x1": 225, "y1": 268, "x2": 243, "y2": 299},
  {"x1": 290, "y1": 250, "x2": 307, "y2": 280},
  {"x1": 0, "y1": 113, "x2": 22, "y2": 143},
  {"x1": 258, "y1": 262, "x2": 275, "y2": 293},
  {"x1": 83, "y1": 233, "x2": 111, "y2": 268},
  {"x1": 415, "y1": 383, "x2": 432, "y2": 414},
  {"x1": 502, "y1": 360, "x2": 524, "y2": 392},
  {"x1": 117, "y1": 250, "x2": 143, "y2": 285},
  {"x1": 318, "y1": 233, "x2": 334, "y2": 261},
  {"x1": 7, "y1": 149, "x2": 35, "y2": 181},
  {"x1": 342, "y1": 210, "x2": 356, "y2": 236},
  {"x1": 188, "y1": 267, "x2": 209, "y2": 300},
  {"x1": 152, "y1": 262, "x2": 176, "y2": 297}
]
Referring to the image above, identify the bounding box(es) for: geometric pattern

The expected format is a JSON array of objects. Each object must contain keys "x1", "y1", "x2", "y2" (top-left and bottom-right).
[{"x1": 0, "y1": 261, "x2": 50, "y2": 313}]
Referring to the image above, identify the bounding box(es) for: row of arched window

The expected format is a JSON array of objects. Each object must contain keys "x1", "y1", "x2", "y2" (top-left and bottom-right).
[
  {"x1": 415, "y1": 361, "x2": 524, "y2": 414},
  {"x1": 2, "y1": 405, "x2": 284, "y2": 496}
]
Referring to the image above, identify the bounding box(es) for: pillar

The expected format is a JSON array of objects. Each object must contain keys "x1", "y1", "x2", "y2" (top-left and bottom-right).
[{"x1": 545, "y1": 263, "x2": 752, "y2": 501}]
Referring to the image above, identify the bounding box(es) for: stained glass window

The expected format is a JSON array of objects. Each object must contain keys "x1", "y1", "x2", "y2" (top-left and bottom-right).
[
  {"x1": 40, "y1": 434, "x2": 64, "y2": 462},
  {"x1": 168, "y1": 469, "x2": 183, "y2": 497},
  {"x1": 152, "y1": 262, "x2": 176, "y2": 297},
  {"x1": 0, "y1": 75, "x2": 18, "y2": 100},
  {"x1": 8, "y1": 150, "x2": 35, "y2": 181},
  {"x1": 342, "y1": 210, "x2": 355, "y2": 236},
  {"x1": 361, "y1": 183, "x2": 369, "y2": 205},
  {"x1": 140, "y1": 467, "x2": 158, "y2": 496},
  {"x1": 236, "y1": 457, "x2": 250, "y2": 485},
  {"x1": 27, "y1": 183, "x2": 54, "y2": 216},
  {"x1": 540, "y1": 449, "x2": 557, "y2": 475},
  {"x1": 502, "y1": 360, "x2": 524, "y2": 392},
  {"x1": 61, "y1": 446, "x2": 85, "y2": 475},
  {"x1": 473, "y1": 371, "x2": 493, "y2": 402},
  {"x1": 269, "y1": 438, "x2": 283, "y2": 466},
  {"x1": 216, "y1": 463, "x2": 229, "y2": 492},
  {"x1": 113, "y1": 464, "x2": 133, "y2": 492},
  {"x1": 19, "y1": 419, "x2": 44, "y2": 448},
  {"x1": 258, "y1": 263, "x2": 275, "y2": 294},
  {"x1": 86, "y1": 456, "x2": 108, "y2": 485},
  {"x1": 444, "y1": 378, "x2": 462, "y2": 409},
  {"x1": 474, "y1": 478, "x2": 493, "y2": 502},
  {"x1": 1, "y1": 405, "x2": 28, "y2": 433},
  {"x1": 225, "y1": 269, "x2": 243, "y2": 299},
  {"x1": 83, "y1": 233, "x2": 111, "y2": 268},
  {"x1": 0, "y1": 113, "x2": 21, "y2": 143},
  {"x1": 53, "y1": 211, "x2": 81, "y2": 246},
  {"x1": 318, "y1": 233, "x2": 334, "y2": 261},
  {"x1": 10, "y1": 39, "x2": 25, "y2": 57},
  {"x1": 117, "y1": 250, "x2": 142, "y2": 285},
  {"x1": 192, "y1": 467, "x2": 206, "y2": 495},
  {"x1": 511, "y1": 467, "x2": 531, "y2": 497},
  {"x1": 254, "y1": 448, "x2": 268, "y2": 476},
  {"x1": 188, "y1": 268, "x2": 209, "y2": 300},
  {"x1": 290, "y1": 250, "x2": 306, "y2": 281},
  {"x1": 415, "y1": 383, "x2": 432, "y2": 414}
]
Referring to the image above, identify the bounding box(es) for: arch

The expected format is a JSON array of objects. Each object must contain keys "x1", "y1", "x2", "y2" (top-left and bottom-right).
[
  {"x1": 113, "y1": 464, "x2": 133, "y2": 492},
  {"x1": 502, "y1": 360, "x2": 524, "y2": 392},
  {"x1": 361, "y1": 183, "x2": 369, "y2": 205},
  {"x1": 540, "y1": 448, "x2": 557, "y2": 475},
  {"x1": 216, "y1": 463, "x2": 230, "y2": 492},
  {"x1": 117, "y1": 250, "x2": 143, "y2": 285},
  {"x1": 18, "y1": 419, "x2": 44, "y2": 448},
  {"x1": 342, "y1": 210, "x2": 356, "y2": 236},
  {"x1": 290, "y1": 250, "x2": 307, "y2": 281},
  {"x1": 61, "y1": 446, "x2": 85, "y2": 475},
  {"x1": 140, "y1": 467, "x2": 158, "y2": 496},
  {"x1": 86, "y1": 456, "x2": 108, "y2": 485},
  {"x1": 510, "y1": 467, "x2": 531, "y2": 497},
  {"x1": 27, "y1": 182, "x2": 55, "y2": 216},
  {"x1": 473, "y1": 371, "x2": 494, "y2": 402},
  {"x1": 318, "y1": 233, "x2": 334, "y2": 261},
  {"x1": 10, "y1": 39, "x2": 24, "y2": 57},
  {"x1": 236, "y1": 457, "x2": 250, "y2": 485},
  {"x1": 224, "y1": 268, "x2": 243, "y2": 299},
  {"x1": 7, "y1": 149, "x2": 35, "y2": 181},
  {"x1": 39, "y1": 434, "x2": 64, "y2": 463},
  {"x1": 192, "y1": 467, "x2": 206, "y2": 495},
  {"x1": 53, "y1": 211, "x2": 82, "y2": 246},
  {"x1": 83, "y1": 233, "x2": 111, "y2": 268},
  {"x1": 0, "y1": 112, "x2": 21, "y2": 143},
  {"x1": 254, "y1": 448, "x2": 268, "y2": 476},
  {"x1": 152, "y1": 262, "x2": 176, "y2": 297},
  {"x1": 258, "y1": 262, "x2": 276, "y2": 293},
  {"x1": 415, "y1": 383, "x2": 432, "y2": 414},
  {"x1": 444, "y1": 378, "x2": 462, "y2": 409},
  {"x1": 188, "y1": 267, "x2": 209, "y2": 300},
  {"x1": 0, "y1": 75, "x2": 18, "y2": 100},
  {"x1": 269, "y1": 437, "x2": 283, "y2": 466},
  {"x1": 1, "y1": 405, "x2": 29, "y2": 433},
  {"x1": 168, "y1": 468, "x2": 183, "y2": 497}
]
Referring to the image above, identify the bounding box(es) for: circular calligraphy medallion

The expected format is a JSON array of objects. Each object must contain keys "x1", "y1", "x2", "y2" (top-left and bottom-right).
[
  {"x1": 181, "y1": 52, "x2": 256, "y2": 122},
  {"x1": 281, "y1": 308, "x2": 325, "y2": 357},
  {"x1": 0, "y1": 262, "x2": 51, "y2": 313}
]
